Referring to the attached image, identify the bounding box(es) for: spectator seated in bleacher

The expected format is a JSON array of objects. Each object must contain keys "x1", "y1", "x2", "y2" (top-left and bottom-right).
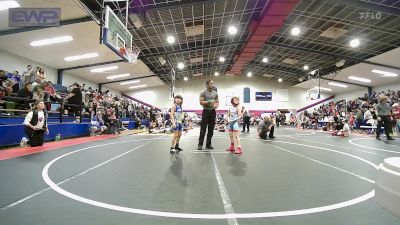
[
  {"x1": 17, "y1": 82, "x2": 33, "y2": 109},
  {"x1": 44, "y1": 81, "x2": 62, "y2": 102},
  {"x1": 89, "y1": 111, "x2": 107, "y2": 136},
  {"x1": 18, "y1": 82, "x2": 33, "y2": 99},
  {"x1": 1, "y1": 71, "x2": 16, "y2": 96},
  {"x1": 332, "y1": 119, "x2": 351, "y2": 137},
  {"x1": 104, "y1": 108, "x2": 120, "y2": 134}
]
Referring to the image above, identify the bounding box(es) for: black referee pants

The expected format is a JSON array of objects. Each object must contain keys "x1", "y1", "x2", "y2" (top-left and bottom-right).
[
  {"x1": 198, "y1": 109, "x2": 216, "y2": 147},
  {"x1": 376, "y1": 115, "x2": 391, "y2": 138}
]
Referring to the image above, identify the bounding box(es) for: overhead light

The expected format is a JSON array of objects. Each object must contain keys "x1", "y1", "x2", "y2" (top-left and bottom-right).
[
  {"x1": 120, "y1": 80, "x2": 140, "y2": 85},
  {"x1": 348, "y1": 76, "x2": 371, "y2": 83},
  {"x1": 65, "y1": 53, "x2": 99, "y2": 62},
  {"x1": 328, "y1": 82, "x2": 348, "y2": 88},
  {"x1": 262, "y1": 57, "x2": 269, "y2": 63},
  {"x1": 0, "y1": 1, "x2": 20, "y2": 11},
  {"x1": 219, "y1": 56, "x2": 225, "y2": 62},
  {"x1": 291, "y1": 27, "x2": 301, "y2": 36},
  {"x1": 90, "y1": 65, "x2": 118, "y2": 73},
  {"x1": 106, "y1": 73, "x2": 130, "y2": 80},
  {"x1": 247, "y1": 72, "x2": 252, "y2": 77},
  {"x1": 228, "y1": 25, "x2": 237, "y2": 35},
  {"x1": 349, "y1": 38, "x2": 360, "y2": 48},
  {"x1": 177, "y1": 62, "x2": 185, "y2": 70},
  {"x1": 278, "y1": 78, "x2": 283, "y2": 83},
  {"x1": 129, "y1": 84, "x2": 147, "y2": 89},
  {"x1": 30, "y1": 36, "x2": 73, "y2": 47},
  {"x1": 371, "y1": 69, "x2": 398, "y2": 77},
  {"x1": 184, "y1": 77, "x2": 188, "y2": 81},
  {"x1": 313, "y1": 86, "x2": 332, "y2": 91},
  {"x1": 303, "y1": 65, "x2": 309, "y2": 70},
  {"x1": 214, "y1": 72, "x2": 219, "y2": 76},
  {"x1": 166, "y1": 35, "x2": 175, "y2": 44}
]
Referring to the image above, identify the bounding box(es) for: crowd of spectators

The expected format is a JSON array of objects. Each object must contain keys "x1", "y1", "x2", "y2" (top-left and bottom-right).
[
  {"x1": 293, "y1": 90, "x2": 400, "y2": 135},
  {"x1": 0, "y1": 65, "x2": 169, "y2": 136},
  {"x1": 2, "y1": 65, "x2": 399, "y2": 138}
]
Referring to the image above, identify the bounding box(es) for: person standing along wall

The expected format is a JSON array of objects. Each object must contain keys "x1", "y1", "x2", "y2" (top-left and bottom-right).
[
  {"x1": 375, "y1": 96, "x2": 395, "y2": 140},
  {"x1": 242, "y1": 106, "x2": 251, "y2": 133}
]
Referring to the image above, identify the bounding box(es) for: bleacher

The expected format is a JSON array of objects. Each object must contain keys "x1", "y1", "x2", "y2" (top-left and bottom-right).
[{"x1": 0, "y1": 70, "x2": 154, "y2": 147}]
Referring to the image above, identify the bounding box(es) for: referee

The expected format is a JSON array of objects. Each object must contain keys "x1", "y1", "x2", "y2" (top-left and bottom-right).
[
  {"x1": 198, "y1": 80, "x2": 219, "y2": 150},
  {"x1": 375, "y1": 95, "x2": 395, "y2": 140}
]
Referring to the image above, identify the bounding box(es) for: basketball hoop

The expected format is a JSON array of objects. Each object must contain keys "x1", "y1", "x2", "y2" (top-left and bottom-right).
[
  {"x1": 119, "y1": 47, "x2": 127, "y2": 56},
  {"x1": 125, "y1": 46, "x2": 140, "y2": 64}
]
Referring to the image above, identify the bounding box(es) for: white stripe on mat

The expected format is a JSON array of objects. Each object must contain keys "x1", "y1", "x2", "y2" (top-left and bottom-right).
[{"x1": 211, "y1": 153, "x2": 239, "y2": 225}]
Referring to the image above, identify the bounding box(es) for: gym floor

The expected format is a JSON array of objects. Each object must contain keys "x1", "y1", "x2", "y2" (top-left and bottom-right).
[{"x1": 1, "y1": 128, "x2": 400, "y2": 225}]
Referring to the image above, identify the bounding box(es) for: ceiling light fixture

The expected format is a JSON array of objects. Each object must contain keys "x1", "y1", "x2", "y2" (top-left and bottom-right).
[
  {"x1": 166, "y1": 35, "x2": 175, "y2": 44},
  {"x1": 291, "y1": 27, "x2": 301, "y2": 36},
  {"x1": 349, "y1": 38, "x2": 360, "y2": 48},
  {"x1": 177, "y1": 62, "x2": 185, "y2": 70},
  {"x1": 371, "y1": 69, "x2": 398, "y2": 77},
  {"x1": 0, "y1": 1, "x2": 20, "y2": 11},
  {"x1": 120, "y1": 80, "x2": 141, "y2": 85},
  {"x1": 262, "y1": 57, "x2": 269, "y2": 63},
  {"x1": 303, "y1": 65, "x2": 309, "y2": 70},
  {"x1": 90, "y1": 65, "x2": 118, "y2": 73},
  {"x1": 30, "y1": 36, "x2": 73, "y2": 47},
  {"x1": 313, "y1": 86, "x2": 332, "y2": 91},
  {"x1": 65, "y1": 53, "x2": 99, "y2": 62},
  {"x1": 247, "y1": 72, "x2": 252, "y2": 77},
  {"x1": 184, "y1": 77, "x2": 188, "y2": 81},
  {"x1": 328, "y1": 82, "x2": 348, "y2": 88},
  {"x1": 129, "y1": 84, "x2": 147, "y2": 89},
  {"x1": 107, "y1": 73, "x2": 130, "y2": 80},
  {"x1": 219, "y1": 56, "x2": 225, "y2": 62},
  {"x1": 348, "y1": 76, "x2": 371, "y2": 83},
  {"x1": 228, "y1": 25, "x2": 238, "y2": 35},
  {"x1": 278, "y1": 78, "x2": 283, "y2": 82},
  {"x1": 214, "y1": 72, "x2": 219, "y2": 76}
]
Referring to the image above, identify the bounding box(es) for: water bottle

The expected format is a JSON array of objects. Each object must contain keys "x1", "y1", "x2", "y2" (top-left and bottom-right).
[{"x1": 55, "y1": 134, "x2": 61, "y2": 141}]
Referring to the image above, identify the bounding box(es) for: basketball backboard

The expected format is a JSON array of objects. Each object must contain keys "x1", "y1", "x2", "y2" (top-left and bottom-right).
[{"x1": 102, "y1": 5, "x2": 134, "y2": 62}]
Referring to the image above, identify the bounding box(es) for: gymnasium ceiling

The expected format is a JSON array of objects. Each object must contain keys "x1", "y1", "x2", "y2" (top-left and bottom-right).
[
  {"x1": 79, "y1": 0, "x2": 400, "y2": 88},
  {"x1": 0, "y1": 0, "x2": 399, "y2": 93}
]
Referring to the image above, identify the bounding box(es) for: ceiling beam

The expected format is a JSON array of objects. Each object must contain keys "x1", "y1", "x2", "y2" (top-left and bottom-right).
[
  {"x1": 154, "y1": 63, "x2": 231, "y2": 75},
  {"x1": 141, "y1": 40, "x2": 245, "y2": 58},
  {"x1": 266, "y1": 42, "x2": 400, "y2": 71},
  {"x1": 248, "y1": 64, "x2": 303, "y2": 76},
  {"x1": 61, "y1": 60, "x2": 124, "y2": 71},
  {"x1": 99, "y1": 74, "x2": 157, "y2": 85},
  {"x1": 129, "y1": 0, "x2": 218, "y2": 14},
  {"x1": 0, "y1": 17, "x2": 92, "y2": 36},
  {"x1": 322, "y1": 0, "x2": 400, "y2": 16}
]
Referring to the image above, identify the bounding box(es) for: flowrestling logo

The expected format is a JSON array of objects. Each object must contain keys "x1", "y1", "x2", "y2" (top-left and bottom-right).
[{"x1": 9, "y1": 8, "x2": 60, "y2": 27}]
